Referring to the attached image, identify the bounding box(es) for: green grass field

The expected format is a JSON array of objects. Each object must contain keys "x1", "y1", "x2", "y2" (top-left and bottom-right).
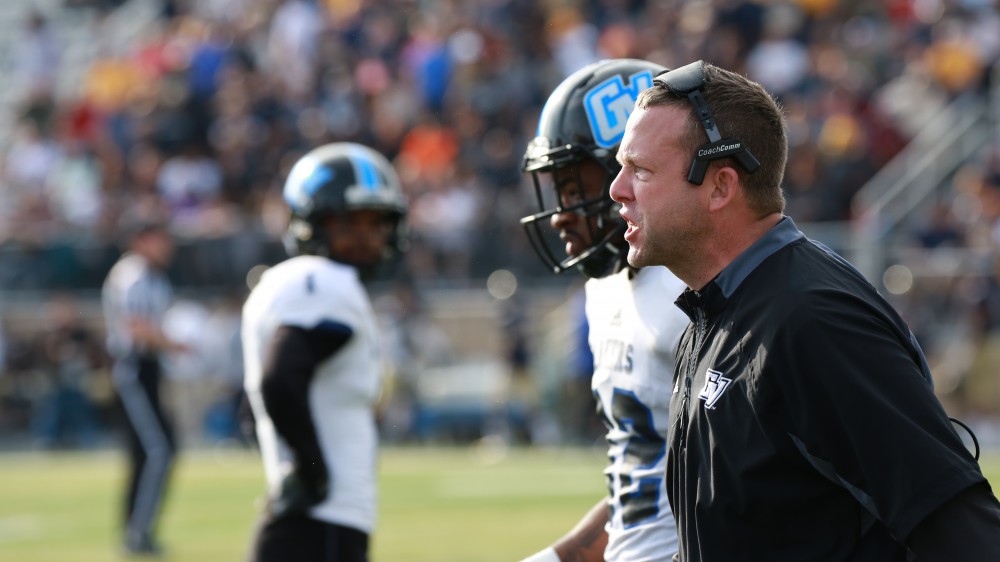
[
  {"x1": 1, "y1": 445, "x2": 998, "y2": 562},
  {"x1": 0, "y1": 445, "x2": 611, "y2": 562}
]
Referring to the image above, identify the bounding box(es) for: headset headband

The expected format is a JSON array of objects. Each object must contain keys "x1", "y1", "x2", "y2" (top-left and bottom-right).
[{"x1": 652, "y1": 61, "x2": 760, "y2": 185}]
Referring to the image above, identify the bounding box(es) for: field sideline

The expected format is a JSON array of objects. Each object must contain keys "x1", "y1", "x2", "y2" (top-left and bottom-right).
[{"x1": 1, "y1": 445, "x2": 998, "y2": 562}]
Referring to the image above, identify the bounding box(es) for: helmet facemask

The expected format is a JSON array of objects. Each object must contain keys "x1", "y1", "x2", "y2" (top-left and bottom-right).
[{"x1": 521, "y1": 147, "x2": 627, "y2": 279}]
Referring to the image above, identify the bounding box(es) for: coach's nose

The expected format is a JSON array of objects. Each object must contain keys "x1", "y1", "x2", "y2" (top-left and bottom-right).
[{"x1": 609, "y1": 166, "x2": 633, "y2": 204}]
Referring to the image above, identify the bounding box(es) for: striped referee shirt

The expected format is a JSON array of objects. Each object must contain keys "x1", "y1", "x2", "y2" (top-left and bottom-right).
[{"x1": 102, "y1": 253, "x2": 173, "y2": 360}]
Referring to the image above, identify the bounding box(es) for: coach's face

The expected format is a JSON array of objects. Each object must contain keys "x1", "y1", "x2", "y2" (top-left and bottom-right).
[{"x1": 610, "y1": 104, "x2": 709, "y2": 274}]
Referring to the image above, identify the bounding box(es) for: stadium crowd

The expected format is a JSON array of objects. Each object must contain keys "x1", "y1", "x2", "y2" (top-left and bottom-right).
[{"x1": 2, "y1": 0, "x2": 1000, "y2": 447}]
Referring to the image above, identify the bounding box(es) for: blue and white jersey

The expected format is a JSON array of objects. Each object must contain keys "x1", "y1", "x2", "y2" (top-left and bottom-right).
[
  {"x1": 242, "y1": 255, "x2": 384, "y2": 533},
  {"x1": 586, "y1": 265, "x2": 688, "y2": 562}
]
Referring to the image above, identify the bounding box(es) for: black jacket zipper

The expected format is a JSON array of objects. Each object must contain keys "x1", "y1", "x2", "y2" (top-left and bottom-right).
[{"x1": 678, "y1": 307, "x2": 706, "y2": 452}]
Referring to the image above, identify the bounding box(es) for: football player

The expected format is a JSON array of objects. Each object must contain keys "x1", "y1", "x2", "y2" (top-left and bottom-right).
[
  {"x1": 241, "y1": 142, "x2": 407, "y2": 562},
  {"x1": 518, "y1": 59, "x2": 687, "y2": 562}
]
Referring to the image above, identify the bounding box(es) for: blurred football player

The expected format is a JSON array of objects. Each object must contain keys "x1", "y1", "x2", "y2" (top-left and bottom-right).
[
  {"x1": 518, "y1": 59, "x2": 686, "y2": 562},
  {"x1": 242, "y1": 142, "x2": 407, "y2": 562}
]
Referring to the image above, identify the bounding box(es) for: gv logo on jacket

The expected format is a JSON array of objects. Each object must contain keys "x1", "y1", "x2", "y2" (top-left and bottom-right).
[{"x1": 698, "y1": 369, "x2": 732, "y2": 409}]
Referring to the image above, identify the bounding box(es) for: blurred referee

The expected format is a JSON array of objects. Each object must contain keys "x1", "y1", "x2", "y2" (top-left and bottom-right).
[{"x1": 101, "y1": 213, "x2": 188, "y2": 557}]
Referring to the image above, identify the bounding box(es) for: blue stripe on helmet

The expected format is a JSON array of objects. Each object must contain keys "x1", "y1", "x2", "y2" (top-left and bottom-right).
[{"x1": 352, "y1": 147, "x2": 380, "y2": 191}]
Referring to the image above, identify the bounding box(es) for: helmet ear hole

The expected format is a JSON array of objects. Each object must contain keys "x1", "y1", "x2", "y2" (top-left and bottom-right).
[
  {"x1": 284, "y1": 216, "x2": 326, "y2": 257},
  {"x1": 287, "y1": 217, "x2": 313, "y2": 242}
]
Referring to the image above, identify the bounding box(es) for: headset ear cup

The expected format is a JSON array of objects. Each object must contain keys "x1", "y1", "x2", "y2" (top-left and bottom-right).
[{"x1": 688, "y1": 158, "x2": 707, "y2": 185}]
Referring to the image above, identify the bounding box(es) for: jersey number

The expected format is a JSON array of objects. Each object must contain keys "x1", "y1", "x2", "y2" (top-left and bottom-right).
[{"x1": 596, "y1": 389, "x2": 666, "y2": 528}]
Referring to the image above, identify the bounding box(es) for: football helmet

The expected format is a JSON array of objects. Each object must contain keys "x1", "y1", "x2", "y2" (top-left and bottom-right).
[
  {"x1": 520, "y1": 58, "x2": 667, "y2": 278},
  {"x1": 283, "y1": 142, "x2": 407, "y2": 268}
]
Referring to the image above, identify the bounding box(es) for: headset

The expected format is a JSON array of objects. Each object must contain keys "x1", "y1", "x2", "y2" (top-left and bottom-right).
[{"x1": 652, "y1": 60, "x2": 761, "y2": 185}]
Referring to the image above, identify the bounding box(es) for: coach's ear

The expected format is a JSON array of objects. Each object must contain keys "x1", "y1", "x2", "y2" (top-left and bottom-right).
[{"x1": 706, "y1": 164, "x2": 740, "y2": 213}]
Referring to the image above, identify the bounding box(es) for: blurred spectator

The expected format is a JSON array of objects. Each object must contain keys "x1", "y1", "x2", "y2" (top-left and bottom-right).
[
  {"x1": 155, "y1": 138, "x2": 223, "y2": 226},
  {"x1": 3, "y1": 116, "x2": 61, "y2": 225},
  {"x1": 31, "y1": 293, "x2": 107, "y2": 449},
  {"x1": 0, "y1": 319, "x2": 6, "y2": 377},
  {"x1": 915, "y1": 200, "x2": 967, "y2": 249},
  {"x1": 46, "y1": 138, "x2": 104, "y2": 233},
  {"x1": 11, "y1": 11, "x2": 60, "y2": 101},
  {"x1": 0, "y1": 321, "x2": 43, "y2": 435},
  {"x1": 406, "y1": 165, "x2": 479, "y2": 280},
  {"x1": 198, "y1": 291, "x2": 250, "y2": 444},
  {"x1": 744, "y1": 3, "x2": 809, "y2": 97},
  {"x1": 10, "y1": 0, "x2": 996, "y2": 290},
  {"x1": 546, "y1": 6, "x2": 600, "y2": 76},
  {"x1": 559, "y1": 283, "x2": 603, "y2": 445},
  {"x1": 265, "y1": 0, "x2": 322, "y2": 101},
  {"x1": 2, "y1": 0, "x2": 1000, "y2": 440},
  {"x1": 497, "y1": 292, "x2": 537, "y2": 444},
  {"x1": 375, "y1": 280, "x2": 453, "y2": 443},
  {"x1": 162, "y1": 297, "x2": 213, "y2": 368}
]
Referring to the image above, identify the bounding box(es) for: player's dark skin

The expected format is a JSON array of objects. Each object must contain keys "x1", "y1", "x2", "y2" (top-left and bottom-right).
[
  {"x1": 549, "y1": 159, "x2": 622, "y2": 261},
  {"x1": 551, "y1": 501, "x2": 610, "y2": 561}
]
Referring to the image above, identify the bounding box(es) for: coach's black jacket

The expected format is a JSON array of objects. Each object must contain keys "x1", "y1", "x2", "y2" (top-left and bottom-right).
[{"x1": 666, "y1": 217, "x2": 999, "y2": 561}]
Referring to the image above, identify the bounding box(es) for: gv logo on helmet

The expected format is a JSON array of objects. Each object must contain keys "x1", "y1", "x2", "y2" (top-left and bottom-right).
[{"x1": 584, "y1": 70, "x2": 655, "y2": 149}]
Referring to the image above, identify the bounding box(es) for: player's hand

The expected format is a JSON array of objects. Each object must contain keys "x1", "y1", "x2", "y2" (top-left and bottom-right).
[{"x1": 268, "y1": 467, "x2": 329, "y2": 518}]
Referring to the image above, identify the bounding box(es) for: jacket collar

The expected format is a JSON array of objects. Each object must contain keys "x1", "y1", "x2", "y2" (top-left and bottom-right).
[{"x1": 676, "y1": 216, "x2": 804, "y2": 319}]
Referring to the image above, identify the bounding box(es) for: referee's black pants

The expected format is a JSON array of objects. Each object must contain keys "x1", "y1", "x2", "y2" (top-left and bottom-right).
[{"x1": 114, "y1": 354, "x2": 176, "y2": 547}]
